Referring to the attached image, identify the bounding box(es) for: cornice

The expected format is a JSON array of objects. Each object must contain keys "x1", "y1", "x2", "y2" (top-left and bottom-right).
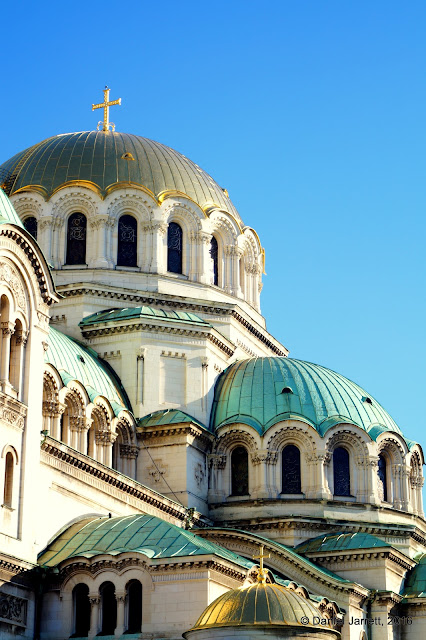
[
  {"x1": 80, "y1": 321, "x2": 235, "y2": 358},
  {"x1": 40, "y1": 436, "x2": 205, "y2": 527},
  {"x1": 57, "y1": 285, "x2": 287, "y2": 355},
  {"x1": 137, "y1": 424, "x2": 214, "y2": 448},
  {"x1": 210, "y1": 509, "x2": 426, "y2": 545},
  {"x1": 58, "y1": 555, "x2": 246, "y2": 583},
  {"x1": 305, "y1": 550, "x2": 415, "y2": 573}
]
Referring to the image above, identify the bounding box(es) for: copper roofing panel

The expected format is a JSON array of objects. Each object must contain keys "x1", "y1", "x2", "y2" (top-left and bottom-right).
[
  {"x1": 45, "y1": 327, "x2": 130, "y2": 414},
  {"x1": 38, "y1": 514, "x2": 254, "y2": 569},
  {"x1": 211, "y1": 357, "x2": 404, "y2": 439}
]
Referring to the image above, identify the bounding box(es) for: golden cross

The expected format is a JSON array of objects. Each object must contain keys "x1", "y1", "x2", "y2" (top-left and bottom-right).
[
  {"x1": 253, "y1": 545, "x2": 270, "y2": 583},
  {"x1": 92, "y1": 86, "x2": 121, "y2": 132}
]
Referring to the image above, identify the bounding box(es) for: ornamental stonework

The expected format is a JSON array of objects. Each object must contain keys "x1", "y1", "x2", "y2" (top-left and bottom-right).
[
  {"x1": 0, "y1": 592, "x2": 27, "y2": 627},
  {"x1": 0, "y1": 393, "x2": 27, "y2": 430},
  {"x1": 0, "y1": 261, "x2": 26, "y2": 310}
]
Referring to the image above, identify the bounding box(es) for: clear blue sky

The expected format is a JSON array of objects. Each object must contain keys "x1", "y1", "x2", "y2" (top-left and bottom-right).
[{"x1": 2, "y1": 1, "x2": 426, "y2": 450}]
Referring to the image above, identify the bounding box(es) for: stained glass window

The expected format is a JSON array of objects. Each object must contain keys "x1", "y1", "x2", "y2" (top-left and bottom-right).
[
  {"x1": 167, "y1": 222, "x2": 183, "y2": 274},
  {"x1": 377, "y1": 454, "x2": 388, "y2": 502},
  {"x1": 210, "y1": 236, "x2": 219, "y2": 285},
  {"x1": 282, "y1": 444, "x2": 301, "y2": 494},
  {"x1": 117, "y1": 214, "x2": 137, "y2": 266},
  {"x1": 66, "y1": 213, "x2": 87, "y2": 265},
  {"x1": 231, "y1": 446, "x2": 249, "y2": 496},
  {"x1": 333, "y1": 447, "x2": 351, "y2": 496},
  {"x1": 23, "y1": 216, "x2": 37, "y2": 240}
]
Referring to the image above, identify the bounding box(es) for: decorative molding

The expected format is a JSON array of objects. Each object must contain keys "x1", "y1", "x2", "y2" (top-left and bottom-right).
[
  {"x1": 0, "y1": 392, "x2": 27, "y2": 430},
  {"x1": 215, "y1": 430, "x2": 257, "y2": 454},
  {"x1": 51, "y1": 191, "x2": 98, "y2": 218},
  {"x1": 0, "y1": 261, "x2": 26, "y2": 310},
  {"x1": 57, "y1": 286, "x2": 287, "y2": 355}
]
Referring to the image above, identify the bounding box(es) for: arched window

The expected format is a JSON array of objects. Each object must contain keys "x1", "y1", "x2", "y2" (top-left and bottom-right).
[
  {"x1": 210, "y1": 236, "x2": 219, "y2": 286},
  {"x1": 117, "y1": 214, "x2": 137, "y2": 267},
  {"x1": 377, "y1": 454, "x2": 388, "y2": 502},
  {"x1": 167, "y1": 222, "x2": 183, "y2": 274},
  {"x1": 23, "y1": 216, "x2": 37, "y2": 240},
  {"x1": 282, "y1": 445, "x2": 301, "y2": 494},
  {"x1": 231, "y1": 446, "x2": 249, "y2": 496},
  {"x1": 126, "y1": 580, "x2": 142, "y2": 633},
  {"x1": 333, "y1": 447, "x2": 351, "y2": 496},
  {"x1": 100, "y1": 582, "x2": 117, "y2": 635},
  {"x1": 3, "y1": 451, "x2": 14, "y2": 507},
  {"x1": 72, "y1": 584, "x2": 90, "y2": 637},
  {"x1": 66, "y1": 213, "x2": 87, "y2": 265}
]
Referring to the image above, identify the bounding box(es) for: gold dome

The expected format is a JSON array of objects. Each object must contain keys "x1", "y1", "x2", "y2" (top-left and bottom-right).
[{"x1": 188, "y1": 582, "x2": 339, "y2": 634}]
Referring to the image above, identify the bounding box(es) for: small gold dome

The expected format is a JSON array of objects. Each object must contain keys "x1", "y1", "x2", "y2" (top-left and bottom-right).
[{"x1": 188, "y1": 582, "x2": 337, "y2": 633}]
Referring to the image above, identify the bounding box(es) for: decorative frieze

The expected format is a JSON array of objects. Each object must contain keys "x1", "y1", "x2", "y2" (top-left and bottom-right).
[{"x1": 0, "y1": 261, "x2": 26, "y2": 310}]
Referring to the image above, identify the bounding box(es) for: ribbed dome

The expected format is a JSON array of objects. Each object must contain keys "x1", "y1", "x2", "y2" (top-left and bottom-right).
[
  {"x1": 0, "y1": 131, "x2": 240, "y2": 219},
  {"x1": 189, "y1": 582, "x2": 334, "y2": 632},
  {"x1": 211, "y1": 357, "x2": 403, "y2": 439}
]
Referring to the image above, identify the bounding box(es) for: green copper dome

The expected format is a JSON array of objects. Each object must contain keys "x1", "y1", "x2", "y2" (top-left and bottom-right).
[
  {"x1": 0, "y1": 131, "x2": 240, "y2": 219},
  {"x1": 211, "y1": 357, "x2": 403, "y2": 438}
]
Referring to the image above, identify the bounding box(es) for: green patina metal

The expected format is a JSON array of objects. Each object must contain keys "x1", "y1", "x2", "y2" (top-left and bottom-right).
[
  {"x1": 38, "y1": 514, "x2": 254, "y2": 570},
  {"x1": 0, "y1": 188, "x2": 24, "y2": 228},
  {"x1": 80, "y1": 306, "x2": 210, "y2": 327},
  {"x1": 138, "y1": 409, "x2": 207, "y2": 431},
  {"x1": 402, "y1": 554, "x2": 426, "y2": 598},
  {"x1": 295, "y1": 532, "x2": 391, "y2": 554},
  {"x1": 211, "y1": 357, "x2": 407, "y2": 441},
  {"x1": 0, "y1": 131, "x2": 240, "y2": 220},
  {"x1": 195, "y1": 527, "x2": 351, "y2": 584},
  {"x1": 45, "y1": 327, "x2": 130, "y2": 415}
]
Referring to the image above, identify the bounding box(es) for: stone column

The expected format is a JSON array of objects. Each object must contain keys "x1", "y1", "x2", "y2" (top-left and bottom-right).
[
  {"x1": 224, "y1": 246, "x2": 243, "y2": 296},
  {"x1": 251, "y1": 451, "x2": 276, "y2": 499},
  {"x1": 401, "y1": 464, "x2": 411, "y2": 511},
  {"x1": 312, "y1": 452, "x2": 332, "y2": 500},
  {"x1": 69, "y1": 416, "x2": 88, "y2": 452},
  {"x1": 0, "y1": 321, "x2": 14, "y2": 393},
  {"x1": 147, "y1": 222, "x2": 167, "y2": 274},
  {"x1": 365, "y1": 455, "x2": 381, "y2": 504},
  {"x1": 89, "y1": 216, "x2": 111, "y2": 268},
  {"x1": 191, "y1": 231, "x2": 212, "y2": 284},
  {"x1": 16, "y1": 330, "x2": 28, "y2": 401},
  {"x1": 207, "y1": 454, "x2": 227, "y2": 503},
  {"x1": 88, "y1": 596, "x2": 100, "y2": 639},
  {"x1": 38, "y1": 217, "x2": 54, "y2": 265},
  {"x1": 115, "y1": 592, "x2": 126, "y2": 637},
  {"x1": 95, "y1": 431, "x2": 117, "y2": 467},
  {"x1": 392, "y1": 464, "x2": 403, "y2": 510}
]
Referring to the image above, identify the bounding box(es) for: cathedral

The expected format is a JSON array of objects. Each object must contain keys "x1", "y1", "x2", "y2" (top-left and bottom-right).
[{"x1": 0, "y1": 88, "x2": 424, "y2": 640}]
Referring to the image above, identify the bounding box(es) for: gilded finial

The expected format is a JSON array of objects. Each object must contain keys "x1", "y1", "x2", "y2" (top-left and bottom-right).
[
  {"x1": 92, "y1": 86, "x2": 121, "y2": 132},
  {"x1": 253, "y1": 545, "x2": 270, "y2": 583}
]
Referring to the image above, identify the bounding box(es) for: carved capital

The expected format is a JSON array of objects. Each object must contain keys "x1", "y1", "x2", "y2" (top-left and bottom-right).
[{"x1": 208, "y1": 453, "x2": 227, "y2": 469}]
